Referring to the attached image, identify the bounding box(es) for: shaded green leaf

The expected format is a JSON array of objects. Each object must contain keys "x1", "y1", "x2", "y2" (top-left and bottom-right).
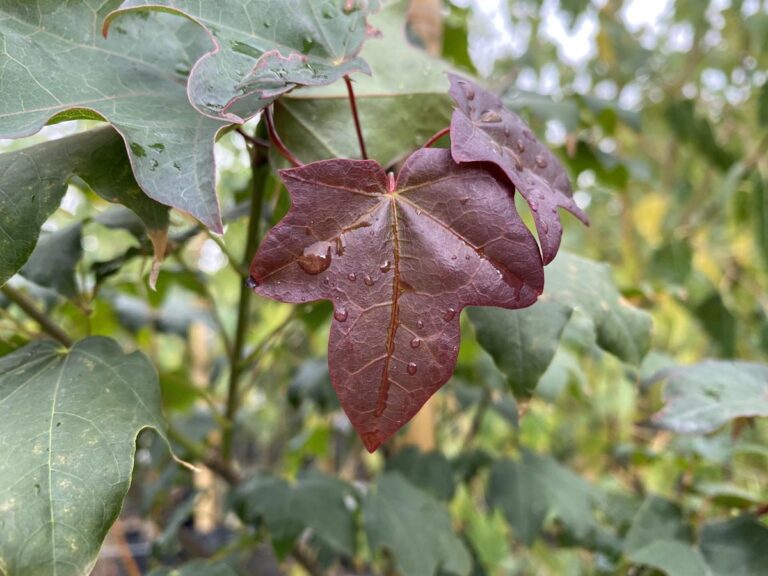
[
  {"x1": 0, "y1": 128, "x2": 169, "y2": 287},
  {"x1": 363, "y1": 472, "x2": 471, "y2": 576},
  {"x1": 624, "y1": 495, "x2": 692, "y2": 554},
  {"x1": 0, "y1": 337, "x2": 166, "y2": 576},
  {"x1": 386, "y1": 446, "x2": 456, "y2": 501},
  {"x1": 469, "y1": 300, "x2": 572, "y2": 398},
  {"x1": 234, "y1": 471, "x2": 357, "y2": 557},
  {"x1": 544, "y1": 252, "x2": 652, "y2": 365},
  {"x1": 487, "y1": 451, "x2": 603, "y2": 545},
  {"x1": 699, "y1": 516, "x2": 768, "y2": 576},
  {"x1": 148, "y1": 560, "x2": 238, "y2": 576},
  {"x1": 628, "y1": 540, "x2": 712, "y2": 576},
  {"x1": 653, "y1": 361, "x2": 768, "y2": 434},
  {"x1": 19, "y1": 223, "x2": 83, "y2": 298}
]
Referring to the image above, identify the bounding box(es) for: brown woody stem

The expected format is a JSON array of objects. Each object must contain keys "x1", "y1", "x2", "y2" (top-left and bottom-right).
[{"x1": 1, "y1": 284, "x2": 73, "y2": 347}]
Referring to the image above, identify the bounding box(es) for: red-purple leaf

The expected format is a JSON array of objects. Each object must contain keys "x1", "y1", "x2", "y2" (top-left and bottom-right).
[
  {"x1": 250, "y1": 149, "x2": 543, "y2": 451},
  {"x1": 448, "y1": 74, "x2": 588, "y2": 264}
]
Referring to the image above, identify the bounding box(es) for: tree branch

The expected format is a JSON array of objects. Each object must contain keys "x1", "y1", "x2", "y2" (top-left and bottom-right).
[{"x1": 1, "y1": 285, "x2": 73, "y2": 347}]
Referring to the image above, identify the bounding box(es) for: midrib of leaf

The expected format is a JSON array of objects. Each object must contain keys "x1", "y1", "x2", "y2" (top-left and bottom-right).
[
  {"x1": 376, "y1": 196, "x2": 402, "y2": 417},
  {"x1": 47, "y1": 352, "x2": 69, "y2": 576}
]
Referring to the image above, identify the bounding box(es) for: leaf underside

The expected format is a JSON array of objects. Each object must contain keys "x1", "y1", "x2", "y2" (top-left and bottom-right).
[
  {"x1": 250, "y1": 148, "x2": 544, "y2": 451},
  {"x1": 0, "y1": 337, "x2": 166, "y2": 576},
  {"x1": 106, "y1": 0, "x2": 379, "y2": 121},
  {"x1": 448, "y1": 74, "x2": 589, "y2": 264}
]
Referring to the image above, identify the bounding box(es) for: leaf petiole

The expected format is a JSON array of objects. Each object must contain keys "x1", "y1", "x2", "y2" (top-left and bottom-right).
[
  {"x1": 422, "y1": 126, "x2": 450, "y2": 149},
  {"x1": 344, "y1": 75, "x2": 368, "y2": 160},
  {"x1": 264, "y1": 105, "x2": 303, "y2": 167}
]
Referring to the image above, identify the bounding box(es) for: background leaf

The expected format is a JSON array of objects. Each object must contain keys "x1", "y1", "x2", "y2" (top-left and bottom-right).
[
  {"x1": 469, "y1": 300, "x2": 573, "y2": 398},
  {"x1": 654, "y1": 361, "x2": 768, "y2": 434},
  {"x1": 363, "y1": 472, "x2": 471, "y2": 576}
]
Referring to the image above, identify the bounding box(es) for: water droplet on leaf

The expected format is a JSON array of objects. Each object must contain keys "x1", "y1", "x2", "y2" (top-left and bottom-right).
[
  {"x1": 407, "y1": 362, "x2": 418, "y2": 375},
  {"x1": 348, "y1": 272, "x2": 357, "y2": 282},
  {"x1": 410, "y1": 338, "x2": 421, "y2": 349},
  {"x1": 298, "y1": 245, "x2": 332, "y2": 275},
  {"x1": 246, "y1": 277, "x2": 260, "y2": 290},
  {"x1": 379, "y1": 260, "x2": 392, "y2": 273},
  {"x1": 443, "y1": 307, "x2": 456, "y2": 321},
  {"x1": 535, "y1": 155, "x2": 548, "y2": 169},
  {"x1": 417, "y1": 319, "x2": 424, "y2": 329},
  {"x1": 334, "y1": 308, "x2": 348, "y2": 322},
  {"x1": 479, "y1": 109, "x2": 502, "y2": 123},
  {"x1": 363, "y1": 274, "x2": 374, "y2": 286}
]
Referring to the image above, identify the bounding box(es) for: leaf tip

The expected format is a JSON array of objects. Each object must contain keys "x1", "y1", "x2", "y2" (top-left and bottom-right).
[{"x1": 361, "y1": 431, "x2": 383, "y2": 453}]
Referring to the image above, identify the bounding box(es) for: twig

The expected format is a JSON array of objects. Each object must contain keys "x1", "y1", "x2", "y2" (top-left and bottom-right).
[
  {"x1": 204, "y1": 230, "x2": 249, "y2": 279},
  {"x1": 423, "y1": 126, "x2": 450, "y2": 148},
  {"x1": 235, "y1": 126, "x2": 270, "y2": 149},
  {"x1": 222, "y1": 142, "x2": 269, "y2": 461},
  {"x1": 0, "y1": 285, "x2": 73, "y2": 347},
  {"x1": 264, "y1": 105, "x2": 303, "y2": 167},
  {"x1": 167, "y1": 426, "x2": 242, "y2": 485},
  {"x1": 344, "y1": 75, "x2": 368, "y2": 160}
]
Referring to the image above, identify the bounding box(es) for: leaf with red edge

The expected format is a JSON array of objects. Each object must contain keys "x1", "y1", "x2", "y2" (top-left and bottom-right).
[
  {"x1": 104, "y1": 0, "x2": 379, "y2": 122},
  {"x1": 249, "y1": 149, "x2": 543, "y2": 451},
  {"x1": 448, "y1": 74, "x2": 589, "y2": 264}
]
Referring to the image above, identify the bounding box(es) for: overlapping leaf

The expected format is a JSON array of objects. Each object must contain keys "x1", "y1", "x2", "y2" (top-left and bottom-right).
[
  {"x1": 0, "y1": 127, "x2": 169, "y2": 288},
  {"x1": 449, "y1": 75, "x2": 589, "y2": 264},
  {"x1": 274, "y1": 0, "x2": 452, "y2": 166},
  {"x1": 105, "y1": 0, "x2": 380, "y2": 121},
  {"x1": 0, "y1": 337, "x2": 166, "y2": 576},
  {"x1": 249, "y1": 148, "x2": 543, "y2": 451},
  {"x1": 0, "y1": 1, "x2": 227, "y2": 230}
]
